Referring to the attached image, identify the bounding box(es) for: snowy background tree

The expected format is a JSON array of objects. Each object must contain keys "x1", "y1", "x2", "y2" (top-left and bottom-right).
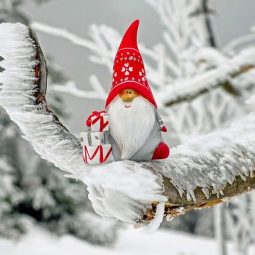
[
  {"x1": 0, "y1": 0, "x2": 118, "y2": 245},
  {"x1": 1, "y1": 0, "x2": 255, "y2": 254}
]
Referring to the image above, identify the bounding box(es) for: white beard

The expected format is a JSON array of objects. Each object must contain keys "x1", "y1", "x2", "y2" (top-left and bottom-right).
[{"x1": 108, "y1": 96, "x2": 155, "y2": 160}]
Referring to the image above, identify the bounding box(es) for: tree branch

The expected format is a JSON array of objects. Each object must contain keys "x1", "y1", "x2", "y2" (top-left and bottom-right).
[
  {"x1": 51, "y1": 78, "x2": 106, "y2": 100},
  {"x1": 103, "y1": 110, "x2": 255, "y2": 223},
  {"x1": 191, "y1": 0, "x2": 216, "y2": 47},
  {"x1": 157, "y1": 48, "x2": 255, "y2": 107},
  {"x1": 1, "y1": 23, "x2": 255, "y2": 226},
  {"x1": 75, "y1": 111, "x2": 255, "y2": 224},
  {"x1": 0, "y1": 23, "x2": 84, "y2": 174},
  {"x1": 151, "y1": 172, "x2": 255, "y2": 221}
]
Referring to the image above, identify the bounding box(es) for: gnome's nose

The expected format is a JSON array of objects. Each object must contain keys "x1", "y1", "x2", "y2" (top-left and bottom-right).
[{"x1": 119, "y1": 89, "x2": 140, "y2": 102}]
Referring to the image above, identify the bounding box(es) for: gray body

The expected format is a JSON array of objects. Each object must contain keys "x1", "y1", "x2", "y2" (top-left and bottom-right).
[{"x1": 105, "y1": 109, "x2": 164, "y2": 161}]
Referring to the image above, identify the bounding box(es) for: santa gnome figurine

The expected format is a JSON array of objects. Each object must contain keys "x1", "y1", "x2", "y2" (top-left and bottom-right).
[{"x1": 83, "y1": 19, "x2": 170, "y2": 163}]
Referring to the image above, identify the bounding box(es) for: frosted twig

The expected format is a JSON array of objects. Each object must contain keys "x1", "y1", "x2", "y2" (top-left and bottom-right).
[
  {"x1": 89, "y1": 75, "x2": 107, "y2": 98},
  {"x1": 224, "y1": 33, "x2": 255, "y2": 53},
  {"x1": 51, "y1": 80, "x2": 106, "y2": 100},
  {"x1": 31, "y1": 22, "x2": 98, "y2": 52},
  {"x1": 156, "y1": 47, "x2": 255, "y2": 106}
]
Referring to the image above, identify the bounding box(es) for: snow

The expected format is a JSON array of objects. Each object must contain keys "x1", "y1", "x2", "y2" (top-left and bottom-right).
[
  {"x1": 0, "y1": 158, "x2": 12, "y2": 173},
  {"x1": 145, "y1": 0, "x2": 212, "y2": 79},
  {"x1": 0, "y1": 23, "x2": 84, "y2": 175},
  {"x1": 0, "y1": 22, "x2": 255, "y2": 232},
  {"x1": 0, "y1": 23, "x2": 167, "y2": 227},
  {"x1": 0, "y1": 226, "x2": 251, "y2": 255},
  {"x1": 80, "y1": 108, "x2": 255, "y2": 223},
  {"x1": 142, "y1": 202, "x2": 165, "y2": 234},
  {"x1": 75, "y1": 103, "x2": 255, "y2": 224},
  {"x1": 145, "y1": 112, "x2": 255, "y2": 200},
  {"x1": 72, "y1": 161, "x2": 167, "y2": 224},
  {"x1": 25, "y1": 3, "x2": 255, "y2": 254},
  {"x1": 31, "y1": 7, "x2": 247, "y2": 144},
  {"x1": 2, "y1": 23, "x2": 255, "y2": 228},
  {"x1": 156, "y1": 47, "x2": 255, "y2": 106},
  {"x1": 51, "y1": 79, "x2": 106, "y2": 100}
]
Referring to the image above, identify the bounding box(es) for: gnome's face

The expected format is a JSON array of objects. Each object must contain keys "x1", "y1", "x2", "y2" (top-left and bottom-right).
[
  {"x1": 119, "y1": 89, "x2": 140, "y2": 103},
  {"x1": 108, "y1": 89, "x2": 155, "y2": 160}
]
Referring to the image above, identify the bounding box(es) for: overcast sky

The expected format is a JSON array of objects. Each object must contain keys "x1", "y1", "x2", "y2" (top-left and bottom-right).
[{"x1": 21, "y1": 0, "x2": 255, "y2": 134}]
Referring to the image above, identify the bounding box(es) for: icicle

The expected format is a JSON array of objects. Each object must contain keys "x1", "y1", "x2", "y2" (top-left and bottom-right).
[{"x1": 142, "y1": 202, "x2": 165, "y2": 234}]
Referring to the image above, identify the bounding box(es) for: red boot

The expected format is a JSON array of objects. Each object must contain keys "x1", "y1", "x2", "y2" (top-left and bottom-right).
[{"x1": 152, "y1": 142, "x2": 170, "y2": 160}]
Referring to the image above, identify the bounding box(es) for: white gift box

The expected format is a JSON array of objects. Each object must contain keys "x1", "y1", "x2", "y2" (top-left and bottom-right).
[
  {"x1": 83, "y1": 144, "x2": 113, "y2": 165},
  {"x1": 80, "y1": 132, "x2": 89, "y2": 145},
  {"x1": 80, "y1": 131, "x2": 105, "y2": 146},
  {"x1": 90, "y1": 113, "x2": 109, "y2": 132},
  {"x1": 81, "y1": 112, "x2": 112, "y2": 165},
  {"x1": 90, "y1": 132, "x2": 105, "y2": 145}
]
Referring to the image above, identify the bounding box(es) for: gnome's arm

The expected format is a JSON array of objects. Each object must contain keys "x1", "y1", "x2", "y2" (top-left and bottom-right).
[
  {"x1": 151, "y1": 109, "x2": 170, "y2": 160},
  {"x1": 155, "y1": 109, "x2": 168, "y2": 133}
]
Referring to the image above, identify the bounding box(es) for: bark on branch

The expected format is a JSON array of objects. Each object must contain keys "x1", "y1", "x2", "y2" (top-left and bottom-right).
[
  {"x1": 144, "y1": 171, "x2": 255, "y2": 221},
  {"x1": 1, "y1": 23, "x2": 255, "y2": 225}
]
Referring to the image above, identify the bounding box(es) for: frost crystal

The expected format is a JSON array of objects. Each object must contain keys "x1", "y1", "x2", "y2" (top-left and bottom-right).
[
  {"x1": 144, "y1": 112, "x2": 255, "y2": 200},
  {"x1": 1, "y1": 22, "x2": 255, "y2": 229},
  {"x1": 0, "y1": 23, "x2": 84, "y2": 175},
  {"x1": 0, "y1": 24, "x2": 167, "y2": 225}
]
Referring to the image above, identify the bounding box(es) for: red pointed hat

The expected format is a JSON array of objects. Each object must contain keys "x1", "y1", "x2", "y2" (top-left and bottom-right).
[{"x1": 105, "y1": 19, "x2": 157, "y2": 109}]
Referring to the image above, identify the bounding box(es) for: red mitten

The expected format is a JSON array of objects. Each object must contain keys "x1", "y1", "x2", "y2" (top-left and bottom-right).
[
  {"x1": 161, "y1": 125, "x2": 167, "y2": 132},
  {"x1": 152, "y1": 142, "x2": 170, "y2": 160}
]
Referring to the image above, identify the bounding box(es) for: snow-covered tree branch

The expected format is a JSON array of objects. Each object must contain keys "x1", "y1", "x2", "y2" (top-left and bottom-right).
[
  {"x1": 0, "y1": 23, "x2": 83, "y2": 175},
  {"x1": 157, "y1": 48, "x2": 255, "y2": 106},
  {"x1": 1, "y1": 23, "x2": 255, "y2": 228},
  {"x1": 0, "y1": 3, "x2": 119, "y2": 243}
]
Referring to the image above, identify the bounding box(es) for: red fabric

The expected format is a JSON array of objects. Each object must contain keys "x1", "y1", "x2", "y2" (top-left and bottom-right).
[
  {"x1": 105, "y1": 19, "x2": 157, "y2": 109},
  {"x1": 152, "y1": 142, "x2": 170, "y2": 160},
  {"x1": 161, "y1": 126, "x2": 167, "y2": 132}
]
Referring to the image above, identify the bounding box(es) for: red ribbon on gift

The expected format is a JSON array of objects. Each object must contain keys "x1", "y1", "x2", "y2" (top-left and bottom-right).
[
  {"x1": 86, "y1": 110, "x2": 109, "y2": 132},
  {"x1": 83, "y1": 145, "x2": 112, "y2": 164}
]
